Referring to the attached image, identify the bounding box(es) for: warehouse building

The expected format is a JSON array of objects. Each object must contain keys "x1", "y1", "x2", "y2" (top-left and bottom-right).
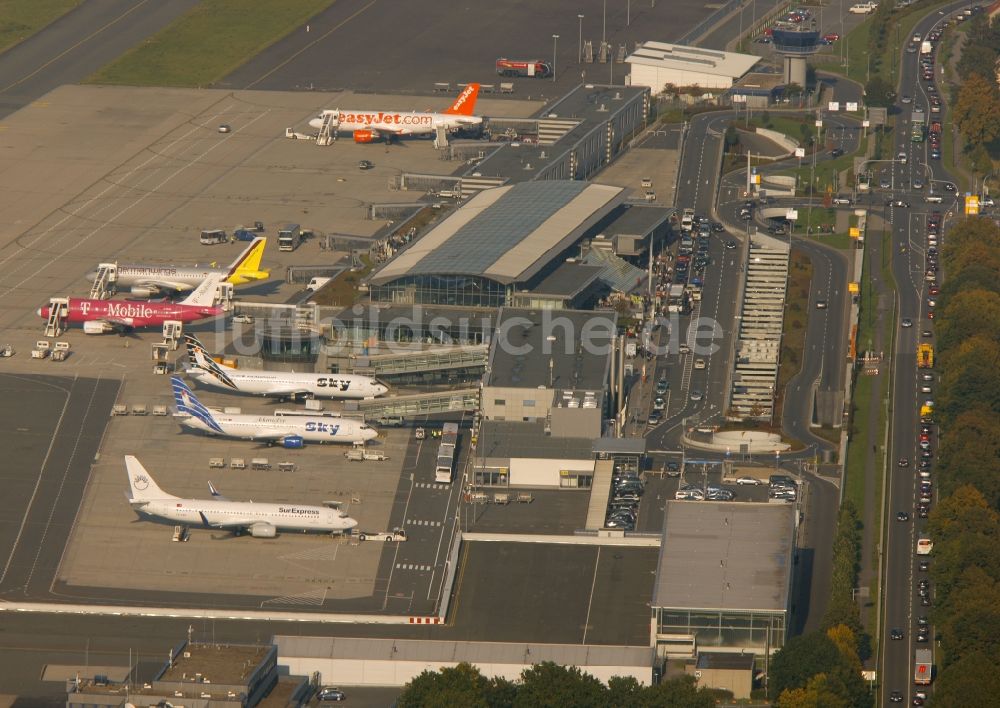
[
  {"x1": 275, "y1": 637, "x2": 654, "y2": 687},
  {"x1": 626, "y1": 42, "x2": 759, "y2": 91},
  {"x1": 651, "y1": 502, "x2": 796, "y2": 662}
]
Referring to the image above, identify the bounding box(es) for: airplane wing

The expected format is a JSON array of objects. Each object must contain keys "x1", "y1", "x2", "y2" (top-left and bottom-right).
[
  {"x1": 248, "y1": 427, "x2": 296, "y2": 442},
  {"x1": 133, "y1": 278, "x2": 192, "y2": 295},
  {"x1": 263, "y1": 387, "x2": 313, "y2": 399},
  {"x1": 198, "y1": 511, "x2": 255, "y2": 529}
]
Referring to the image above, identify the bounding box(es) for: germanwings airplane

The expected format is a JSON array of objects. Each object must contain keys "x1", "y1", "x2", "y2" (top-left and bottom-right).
[
  {"x1": 308, "y1": 83, "x2": 482, "y2": 142},
  {"x1": 86, "y1": 236, "x2": 269, "y2": 298},
  {"x1": 171, "y1": 376, "x2": 378, "y2": 447},
  {"x1": 124, "y1": 456, "x2": 358, "y2": 538},
  {"x1": 184, "y1": 334, "x2": 388, "y2": 400},
  {"x1": 38, "y1": 273, "x2": 224, "y2": 334}
]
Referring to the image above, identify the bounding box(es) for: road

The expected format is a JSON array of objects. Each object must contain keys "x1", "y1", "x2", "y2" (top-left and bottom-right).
[
  {"x1": 879, "y1": 2, "x2": 971, "y2": 703},
  {"x1": 0, "y1": 0, "x2": 200, "y2": 119}
]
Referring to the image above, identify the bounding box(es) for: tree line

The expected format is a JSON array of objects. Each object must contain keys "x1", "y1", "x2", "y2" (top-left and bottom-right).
[
  {"x1": 917, "y1": 216, "x2": 1000, "y2": 705},
  {"x1": 395, "y1": 661, "x2": 725, "y2": 707}
]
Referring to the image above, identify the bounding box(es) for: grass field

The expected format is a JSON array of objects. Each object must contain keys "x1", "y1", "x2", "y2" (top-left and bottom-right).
[
  {"x1": 774, "y1": 249, "x2": 814, "y2": 430},
  {"x1": 87, "y1": 0, "x2": 335, "y2": 87},
  {"x1": 0, "y1": 0, "x2": 79, "y2": 55}
]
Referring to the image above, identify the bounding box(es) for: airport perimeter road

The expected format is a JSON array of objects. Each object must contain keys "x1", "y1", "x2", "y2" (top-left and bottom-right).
[
  {"x1": 880, "y1": 3, "x2": 970, "y2": 701},
  {"x1": 0, "y1": 0, "x2": 199, "y2": 118}
]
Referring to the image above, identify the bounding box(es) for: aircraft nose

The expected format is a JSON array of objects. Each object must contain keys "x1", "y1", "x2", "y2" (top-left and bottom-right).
[
  {"x1": 85, "y1": 269, "x2": 98, "y2": 282},
  {"x1": 36, "y1": 307, "x2": 45, "y2": 318},
  {"x1": 308, "y1": 118, "x2": 323, "y2": 129}
]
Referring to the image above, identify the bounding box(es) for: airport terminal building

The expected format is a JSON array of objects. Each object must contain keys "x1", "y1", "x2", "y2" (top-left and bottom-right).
[{"x1": 367, "y1": 181, "x2": 627, "y2": 308}]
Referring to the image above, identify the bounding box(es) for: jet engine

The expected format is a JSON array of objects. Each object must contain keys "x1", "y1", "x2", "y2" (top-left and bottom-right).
[
  {"x1": 353, "y1": 129, "x2": 376, "y2": 143},
  {"x1": 250, "y1": 523, "x2": 277, "y2": 538},
  {"x1": 83, "y1": 320, "x2": 113, "y2": 335},
  {"x1": 129, "y1": 286, "x2": 157, "y2": 298}
]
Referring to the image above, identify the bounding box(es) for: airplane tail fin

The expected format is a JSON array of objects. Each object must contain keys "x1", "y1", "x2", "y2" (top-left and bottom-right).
[
  {"x1": 184, "y1": 335, "x2": 238, "y2": 390},
  {"x1": 227, "y1": 237, "x2": 269, "y2": 283},
  {"x1": 171, "y1": 376, "x2": 225, "y2": 433},
  {"x1": 444, "y1": 83, "x2": 480, "y2": 116},
  {"x1": 180, "y1": 273, "x2": 223, "y2": 306},
  {"x1": 125, "y1": 456, "x2": 176, "y2": 501}
]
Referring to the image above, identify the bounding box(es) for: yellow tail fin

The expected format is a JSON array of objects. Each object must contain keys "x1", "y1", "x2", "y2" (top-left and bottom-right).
[{"x1": 227, "y1": 237, "x2": 270, "y2": 284}]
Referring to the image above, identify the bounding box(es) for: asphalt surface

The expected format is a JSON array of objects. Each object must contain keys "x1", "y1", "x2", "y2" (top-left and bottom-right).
[
  {"x1": 220, "y1": 0, "x2": 723, "y2": 96},
  {"x1": 0, "y1": 0, "x2": 200, "y2": 119},
  {"x1": 879, "y1": 3, "x2": 971, "y2": 702},
  {"x1": 0, "y1": 374, "x2": 119, "y2": 599}
]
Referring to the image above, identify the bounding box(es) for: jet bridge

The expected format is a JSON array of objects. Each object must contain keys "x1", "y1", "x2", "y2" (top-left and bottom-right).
[{"x1": 350, "y1": 388, "x2": 480, "y2": 419}]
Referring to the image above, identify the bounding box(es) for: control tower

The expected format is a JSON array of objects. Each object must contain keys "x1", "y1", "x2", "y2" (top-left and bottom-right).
[{"x1": 771, "y1": 12, "x2": 822, "y2": 88}]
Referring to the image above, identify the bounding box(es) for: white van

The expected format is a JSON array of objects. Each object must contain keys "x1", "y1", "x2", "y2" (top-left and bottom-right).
[{"x1": 306, "y1": 277, "x2": 332, "y2": 291}]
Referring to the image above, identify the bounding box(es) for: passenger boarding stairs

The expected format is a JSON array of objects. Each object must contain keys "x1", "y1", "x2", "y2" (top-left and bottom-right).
[
  {"x1": 44, "y1": 297, "x2": 69, "y2": 337},
  {"x1": 89, "y1": 263, "x2": 117, "y2": 300},
  {"x1": 316, "y1": 113, "x2": 337, "y2": 146}
]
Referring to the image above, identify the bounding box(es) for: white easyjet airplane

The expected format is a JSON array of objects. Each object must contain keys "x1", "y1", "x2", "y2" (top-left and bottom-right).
[{"x1": 308, "y1": 83, "x2": 482, "y2": 142}]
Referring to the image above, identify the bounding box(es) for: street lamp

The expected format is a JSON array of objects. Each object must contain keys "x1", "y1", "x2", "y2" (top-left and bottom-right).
[
  {"x1": 552, "y1": 34, "x2": 559, "y2": 82},
  {"x1": 578, "y1": 14, "x2": 584, "y2": 64}
]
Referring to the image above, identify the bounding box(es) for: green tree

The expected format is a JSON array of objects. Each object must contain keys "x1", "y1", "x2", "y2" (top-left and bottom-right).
[
  {"x1": 936, "y1": 567, "x2": 1000, "y2": 666},
  {"x1": 637, "y1": 675, "x2": 718, "y2": 707},
  {"x1": 935, "y1": 413, "x2": 1000, "y2": 507},
  {"x1": 927, "y1": 650, "x2": 1000, "y2": 707},
  {"x1": 769, "y1": 632, "x2": 842, "y2": 699},
  {"x1": 397, "y1": 662, "x2": 491, "y2": 708},
  {"x1": 936, "y1": 336, "x2": 1000, "y2": 429},
  {"x1": 937, "y1": 289, "x2": 1000, "y2": 352},
  {"x1": 607, "y1": 675, "x2": 642, "y2": 707},
  {"x1": 777, "y1": 673, "x2": 846, "y2": 708},
  {"x1": 514, "y1": 661, "x2": 607, "y2": 708},
  {"x1": 864, "y1": 76, "x2": 895, "y2": 107},
  {"x1": 954, "y1": 73, "x2": 1000, "y2": 145}
]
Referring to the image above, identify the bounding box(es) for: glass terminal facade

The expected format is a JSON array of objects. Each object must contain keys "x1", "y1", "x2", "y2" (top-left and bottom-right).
[{"x1": 368, "y1": 274, "x2": 510, "y2": 308}]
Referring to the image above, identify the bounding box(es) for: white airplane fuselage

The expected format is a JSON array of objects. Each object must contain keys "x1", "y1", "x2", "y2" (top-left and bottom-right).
[
  {"x1": 133, "y1": 498, "x2": 356, "y2": 534},
  {"x1": 176, "y1": 411, "x2": 378, "y2": 444},
  {"x1": 308, "y1": 110, "x2": 481, "y2": 136},
  {"x1": 189, "y1": 369, "x2": 388, "y2": 400}
]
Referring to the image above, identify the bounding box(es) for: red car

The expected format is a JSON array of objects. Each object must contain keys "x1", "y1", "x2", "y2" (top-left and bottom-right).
[{"x1": 823, "y1": 33, "x2": 841, "y2": 42}]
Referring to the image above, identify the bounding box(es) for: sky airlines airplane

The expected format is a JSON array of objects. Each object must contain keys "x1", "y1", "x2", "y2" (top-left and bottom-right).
[
  {"x1": 308, "y1": 83, "x2": 482, "y2": 142},
  {"x1": 125, "y1": 456, "x2": 358, "y2": 537},
  {"x1": 185, "y1": 334, "x2": 388, "y2": 400},
  {"x1": 171, "y1": 376, "x2": 378, "y2": 447},
  {"x1": 38, "y1": 273, "x2": 225, "y2": 334},
  {"x1": 86, "y1": 236, "x2": 269, "y2": 297}
]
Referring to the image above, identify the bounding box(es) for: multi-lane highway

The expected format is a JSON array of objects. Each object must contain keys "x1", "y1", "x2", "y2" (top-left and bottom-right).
[{"x1": 879, "y1": 3, "x2": 970, "y2": 703}]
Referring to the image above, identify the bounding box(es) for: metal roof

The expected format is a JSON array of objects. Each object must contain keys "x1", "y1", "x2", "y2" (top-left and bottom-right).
[
  {"x1": 275, "y1": 636, "x2": 653, "y2": 667},
  {"x1": 653, "y1": 501, "x2": 795, "y2": 612},
  {"x1": 582, "y1": 248, "x2": 648, "y2": 294},
  {"x1": 370, "y1": 182, "x2": 626, "y2": 286},
  {"x1": 627, "y1": 41, "x2": 759, "y2": 79}
]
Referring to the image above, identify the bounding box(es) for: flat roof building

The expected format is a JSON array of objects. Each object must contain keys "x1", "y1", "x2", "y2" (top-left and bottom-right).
[
  {"x1": 627, "y1": 42, "x2": 759, "y2": 91},
  {"x1": 474, "y1": 307, "x2": 616, "y2": 489},
  {"x1": 275, "y1": 636, "x2": 654, "y2": 688},
  {"x1": 66, "y1": 640, "x2": 293, "y2": 708},
  {"x1": 652, "y1": 501, "x2": 796, "y2": 661},
  {"x1": 368, "y1": 181, "x2": 627, "y2": 308}
]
